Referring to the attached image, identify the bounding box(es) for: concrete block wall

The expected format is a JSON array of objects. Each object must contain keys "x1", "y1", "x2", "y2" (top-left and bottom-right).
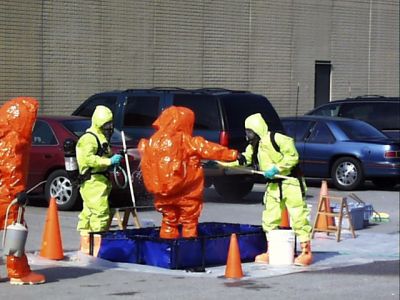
[{"x1": 0, "y1": 0, "x2": 398, "y2": 116}]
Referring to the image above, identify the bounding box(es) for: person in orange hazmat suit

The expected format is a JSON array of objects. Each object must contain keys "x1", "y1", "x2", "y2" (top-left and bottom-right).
[
  {"x1": 0, "y1": 97, "x2": 46, "y2": 285},
  {"x1": 138, "y1": 106, "x2": 238, "y2": 239}
]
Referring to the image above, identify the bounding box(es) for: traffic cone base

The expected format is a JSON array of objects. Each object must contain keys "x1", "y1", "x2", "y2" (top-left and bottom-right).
[
  {"x1": 40, "y1": 197, "x2": 64, "y2": 260},
  {"x1": 224, "y1": 233, "x2": 244, "y2": 279}
]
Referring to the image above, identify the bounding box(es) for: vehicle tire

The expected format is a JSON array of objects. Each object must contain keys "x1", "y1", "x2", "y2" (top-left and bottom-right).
[
  {"x1": 331, "y1": 157, "x2": 364, "y2": 191},
  {"x1": 213, "y1": 176, "x2": 254, "y2": 200},
  {"x1": 44, "y1": 169, "x2": 81, "y2": 211},
  {"x1": 372, "y1": 178, "x2": 398, "y2": 189}
]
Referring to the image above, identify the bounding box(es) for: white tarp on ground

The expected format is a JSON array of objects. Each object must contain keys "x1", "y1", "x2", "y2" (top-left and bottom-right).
[{"x1": 26, "y1": 231, "x2": 400, "y2": 279}]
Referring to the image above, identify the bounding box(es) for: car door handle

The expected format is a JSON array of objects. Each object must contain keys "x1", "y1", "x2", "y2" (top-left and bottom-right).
[{"x1": 44, "y1": 154, "x2": 53, "y2": 159}]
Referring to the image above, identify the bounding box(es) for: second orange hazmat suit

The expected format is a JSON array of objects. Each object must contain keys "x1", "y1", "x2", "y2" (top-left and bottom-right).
[
  {"x1": 139, "y1": 106, "x2": 238, "y2": 239},
  {"x1": 0, "y1": 97, "x2": 45, "y2": 285}
]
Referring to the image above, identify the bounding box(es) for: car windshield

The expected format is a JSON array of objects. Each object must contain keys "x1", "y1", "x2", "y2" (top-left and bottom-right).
[
  {"x1": 337, "y1": 120, "x2": 388, "y2": 140},
  {"x1": 62, "y1": 119, "x2": 132, "y2": 144}
]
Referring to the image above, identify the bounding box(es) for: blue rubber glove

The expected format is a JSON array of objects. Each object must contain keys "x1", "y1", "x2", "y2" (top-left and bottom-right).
[
  {"x1": 110, "y1": 154, "x2": 123, "y2": 166},
  {"x1": 264, "y1": 166, "x2": 279, "y2": 179}
]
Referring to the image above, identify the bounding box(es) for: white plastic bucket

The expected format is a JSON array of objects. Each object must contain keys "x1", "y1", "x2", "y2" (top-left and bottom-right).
[{"x1": 268, "y1": 229, "x2": 295, "y2": 265}]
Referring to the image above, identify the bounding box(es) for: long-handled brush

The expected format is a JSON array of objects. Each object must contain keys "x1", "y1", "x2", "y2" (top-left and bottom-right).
[
  {"x1": 217, "y1": 163, "x2": 295, "y2": 180},
  {"x1": 121, "y1": 131, "x2": 141, "y2": 228}
]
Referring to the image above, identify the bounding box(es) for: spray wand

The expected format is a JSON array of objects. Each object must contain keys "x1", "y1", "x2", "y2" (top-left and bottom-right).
[
  {"x1": 216, "y1": 163, "x2": 294, "y2": 180},
  {"x1": 121, "y1": 131, "x2": 141, "y2": 228}
]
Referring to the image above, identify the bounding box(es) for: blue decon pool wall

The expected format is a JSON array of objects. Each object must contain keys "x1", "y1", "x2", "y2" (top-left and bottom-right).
[{"x1": 96, "y1": 222, "x2": 267, "y2": 269}]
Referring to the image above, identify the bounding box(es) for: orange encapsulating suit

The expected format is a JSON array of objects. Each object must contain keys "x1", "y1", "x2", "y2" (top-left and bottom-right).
[
  {"x1": 139, "y1": 106, "x2": 238, "y2": 239},
  {"x1": 0, "y1": 97, "x2": 43, "y2": 281}
]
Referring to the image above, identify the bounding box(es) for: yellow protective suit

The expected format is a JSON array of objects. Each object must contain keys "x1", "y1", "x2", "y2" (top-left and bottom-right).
[
  {"x1": 0, "y1": 97, "x2": 45, "y2": 284},
  {"x1": 139, "y1": 106, "x2": 238, "y2": 239},
  {"x1": 237, "y1": 113, "x2": 311, "y2": 243},
  {"x1": 76, "y1": 105, "x2": 114, "y2": 234}
]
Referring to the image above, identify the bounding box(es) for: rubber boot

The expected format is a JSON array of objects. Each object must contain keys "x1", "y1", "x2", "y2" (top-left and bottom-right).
[
  {"x1": 294, "y1": 241, "x2": 313, "y2": 266},
  {"x1": 92, "y1": 234, "x2": 102, "y2": 256},
  {"x1": 10, "y1": 271, "x2": 46, "y2": 285},
  {"x1": 182, "y1": 223, "x2": 198, "y2": 238},
  {"x1": 254, "y1": 252, "x2": 269, "y2": 264},
  {"x1": 7, "y1": 255, "x2": 46, "y2": 285},
  {"x1": 80, "y1": 234, "x2": 101, "y2": 256},
  {"x1": 160, "y1": 223, "x2": 179, "y2": 239},
  {"x1": 80, "y1": 234, "x2": 90, "y2": 254},
  {"x1": 255, "y1": 237, "x2": 269, "y2": 263}
]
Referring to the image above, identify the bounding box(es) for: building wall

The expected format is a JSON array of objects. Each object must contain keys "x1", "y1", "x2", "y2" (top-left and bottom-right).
[{"x1": 0, "y1": 0, "x2": 398, "y2": 116}]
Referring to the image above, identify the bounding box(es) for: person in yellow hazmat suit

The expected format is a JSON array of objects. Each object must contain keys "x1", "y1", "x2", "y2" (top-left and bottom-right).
[
  {"x1": 223, "y1": 113, "x2": 312, "y2": 266},
  {"x1": 139, "y1": 106, "x2": 238, "y2": 239},
  {"x1": 0, "y1": 97, "x2": 46, "y2": 284},
  {"x1": 76, "y1": 105, "x2": 122, "y2": 255}
]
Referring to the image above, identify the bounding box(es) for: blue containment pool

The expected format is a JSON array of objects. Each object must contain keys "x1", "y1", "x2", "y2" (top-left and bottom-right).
[{"x1": 95, "y1": 222, "x2": 267, "y2": 270}]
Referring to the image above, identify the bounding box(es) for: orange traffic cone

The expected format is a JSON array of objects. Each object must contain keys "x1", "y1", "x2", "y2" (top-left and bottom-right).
[
  {"x1": 280, "y1": 206, "x2": 290, "y2": 228},
  {"x1": 224, "y1": 233, "x2": 244, "y2": 279},
  {"x1": 314, "y1": 180, "x2": 334, "y2": 230},
  {"x1": 40, "y1": 197, "x2": 64, "y2": 260}
]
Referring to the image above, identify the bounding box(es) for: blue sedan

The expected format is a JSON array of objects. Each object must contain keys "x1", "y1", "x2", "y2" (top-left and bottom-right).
[{"x1": 281, "y1": 116, "x2": 400, "y2": 190}]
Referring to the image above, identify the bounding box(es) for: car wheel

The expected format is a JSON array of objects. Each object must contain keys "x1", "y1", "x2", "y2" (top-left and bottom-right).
[
  {"x1": 213, "y1": 176, "x2": 254, "y2": 199},
  {"x1": 44, "y1": 169, "x2": 80, "y2": 211},
  {"x1": 372, "y1": 178, "x2": 398, "y2": 189},
  {"x1": 331, "y1": 157, "x2": 364, "y2": 191}
]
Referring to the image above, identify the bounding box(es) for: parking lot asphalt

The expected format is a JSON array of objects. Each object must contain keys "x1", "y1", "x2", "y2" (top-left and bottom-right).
[{"x1": 1, "y1": 181, "x2": 399, "y2": 300}]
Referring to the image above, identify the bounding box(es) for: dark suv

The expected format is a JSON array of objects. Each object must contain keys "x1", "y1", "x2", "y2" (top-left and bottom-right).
[
  {"x1": 72, "y1": 88, "x2": 283, "y2": 199},
  {"x1": 306, "y1": 95, "x2": 400, "y2": 140}
]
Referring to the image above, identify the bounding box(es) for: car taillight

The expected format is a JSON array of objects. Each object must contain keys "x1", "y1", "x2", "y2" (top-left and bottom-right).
[
  {"x1": 385, "y1": 150, "x2": 400, "y2": 158},
  {"x1": 219, "y1": 131, "x2": 229, "y2": 147}
]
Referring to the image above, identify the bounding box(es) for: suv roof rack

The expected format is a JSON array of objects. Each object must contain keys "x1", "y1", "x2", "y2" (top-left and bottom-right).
[
  {"x1": 123, "y1": 87, "x2": 186, "y2": 92},
  {"x1": 193, "y1": 88, "x2": 248, "y2": 94},
  {"x1": 122, "y1": 87, "x2": 249, "y2": 94},
  {"x1": 353, "y1": 95, "x2": 386, "y2": 99},
  {"x1": 123, "y1": 87, "x2": 188, "y2": 93},
  {"x1": 150, "y1": 87, "x2": 187, "y2": 91}
]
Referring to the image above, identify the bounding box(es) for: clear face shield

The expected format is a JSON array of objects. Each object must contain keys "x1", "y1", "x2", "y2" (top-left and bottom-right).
[
  {"x1": 101, "y1": 121, "x2": 114, "y2": 142},
  {"x1": 245, "y1": 128, "x2": 260, "y2": 148}
]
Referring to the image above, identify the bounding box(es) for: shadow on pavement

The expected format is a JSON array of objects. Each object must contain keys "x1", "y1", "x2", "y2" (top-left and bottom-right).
[
  {"x1": 313, "y1": 251, "x2": 340, "y2": 264},
  {"x1": 34, "y1": 266, "x2": 104, "y2": 283},
  {"x1": 311, "y1": 260, "x2": 400, "y2": 276}
]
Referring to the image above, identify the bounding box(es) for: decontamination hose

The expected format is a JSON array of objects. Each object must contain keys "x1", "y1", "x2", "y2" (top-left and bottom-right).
[{"x1": 112, "y1": 164, "x2": 128, "y2": 189}]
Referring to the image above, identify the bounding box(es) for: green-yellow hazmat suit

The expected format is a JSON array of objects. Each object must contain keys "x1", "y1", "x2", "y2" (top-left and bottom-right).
[
  {"x1": 76, "y1": 106, "x2": 114, "y2": 234},
  {"x1": 227, "y1": 113, "x2": 311, "y2": 242}
]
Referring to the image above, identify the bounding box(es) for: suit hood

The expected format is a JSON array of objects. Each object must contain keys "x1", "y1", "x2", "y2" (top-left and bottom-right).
[
  {"x1": 153, "y1": 106, "x2": 194, "y2": 135},
  {"x1": 91, "y1": 105, "x2": 113, "y2": 129},
  {"x1": 0, "y1": 97, "x2": 38, "y2": 141},
  {"x1": 244, "y1": 113, "x2": 269, "y2": 138}
]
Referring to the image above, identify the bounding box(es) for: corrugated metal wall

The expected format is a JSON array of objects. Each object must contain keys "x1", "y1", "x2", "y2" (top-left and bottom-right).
[{"x1": 0, "y1": 0, "x2": 398, "y2": 116}]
